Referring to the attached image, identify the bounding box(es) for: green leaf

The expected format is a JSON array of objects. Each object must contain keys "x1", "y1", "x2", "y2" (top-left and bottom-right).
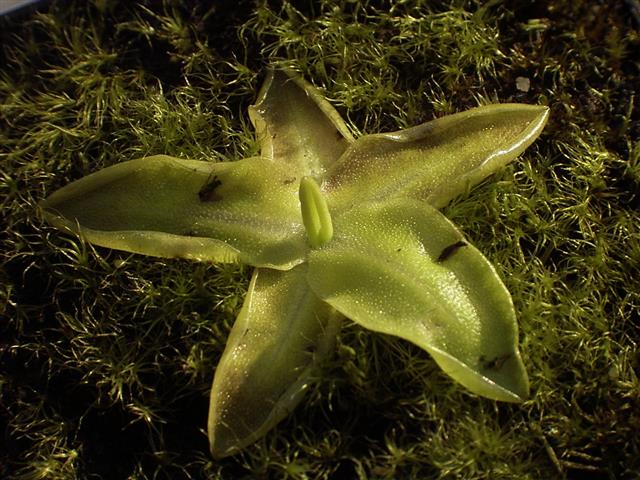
[
  {"x1": 40, "y1": 155, "x2": 306, "y2": 269},
  {"x1": 307, "y1": 198, "x2": 529, "y2": 402},
  {"x1": 249, "y1": 69, "x2": 354, "y2": 177},
  {"x1": 325, "y1": 104, "x2": 549, "y2": 210},
  {"x1": 208, "y1": 265, "x2": 342, "y2": 458}
]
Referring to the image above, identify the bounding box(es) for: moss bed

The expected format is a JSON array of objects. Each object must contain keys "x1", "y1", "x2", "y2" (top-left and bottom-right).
[{"x1": 1, "y1": 1, "x2": 639, "y2": 478}]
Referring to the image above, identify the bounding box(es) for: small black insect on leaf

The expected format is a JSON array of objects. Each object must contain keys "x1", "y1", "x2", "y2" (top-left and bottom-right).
[
  {"x1": 437, "y1": 240, "x2": 467, "y2": 262},
  {"x1": 283, "y1": 177, "x2": 297, "y2": 185},
  {"x1": 479, "y1": 353, "x2": 512, "y2": 371},
  {"x1": 198, "y1": 175, "x2": 222, "y2": 202}
]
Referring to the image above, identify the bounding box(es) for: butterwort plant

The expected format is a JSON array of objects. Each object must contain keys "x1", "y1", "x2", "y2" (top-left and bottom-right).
[{"x1": 40, "y1": 69, "x2": 549, "y2": 458}]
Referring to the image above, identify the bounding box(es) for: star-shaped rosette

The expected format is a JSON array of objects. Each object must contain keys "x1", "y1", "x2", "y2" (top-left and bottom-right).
[{"x1": 40, "y1": 69, "x2": 549, "y2": 458}]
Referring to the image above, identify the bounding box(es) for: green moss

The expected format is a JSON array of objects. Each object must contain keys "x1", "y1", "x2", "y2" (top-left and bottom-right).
[{"x1": 1, "y1": 0, "x2": 639, "y2": 478}]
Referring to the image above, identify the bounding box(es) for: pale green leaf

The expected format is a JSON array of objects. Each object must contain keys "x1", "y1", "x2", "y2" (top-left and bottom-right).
[
  {"x1": 40, "y1": 155, "x2": 306, "y2": 269},
  {"x1": 249, "y1": 69, "x2": 354, "y2": 177},
  {"x1": 307, "y1": 199, "x2": 528, "y2": 402},
  {"x1": 208, "y1": 266, "x2": 342, "y2": 458},
  {"x1": 325, "y1": 104, "x2": 549, "y2": 210}
]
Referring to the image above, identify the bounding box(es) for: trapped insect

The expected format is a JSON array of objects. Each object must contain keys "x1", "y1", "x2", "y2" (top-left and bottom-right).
[
  {"x1": 437, "y1": 240, "x2": 467, "y2": 262},
  {"x1": 198, "y1": 175, "x2": 223, "y2": 202}
]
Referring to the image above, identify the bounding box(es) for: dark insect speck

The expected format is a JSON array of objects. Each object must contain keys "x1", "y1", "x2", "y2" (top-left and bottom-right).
[
  {"x1": 479, "y1": 353, "x2": 512, "y2": 371},
  {"x1": 198, "y1": 175, "x2": 222, "y2": 202},
  {"x1": 283, "y1": 177, "x2": 296, "y2": 185},
  {"x1": 437, "y1": 240, "x2": 467, "y2": 262}
]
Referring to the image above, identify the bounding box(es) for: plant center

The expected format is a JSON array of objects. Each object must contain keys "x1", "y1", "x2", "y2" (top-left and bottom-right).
[{"x1": 298, "y1": 176, "x2": 333, "y2": 248}]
